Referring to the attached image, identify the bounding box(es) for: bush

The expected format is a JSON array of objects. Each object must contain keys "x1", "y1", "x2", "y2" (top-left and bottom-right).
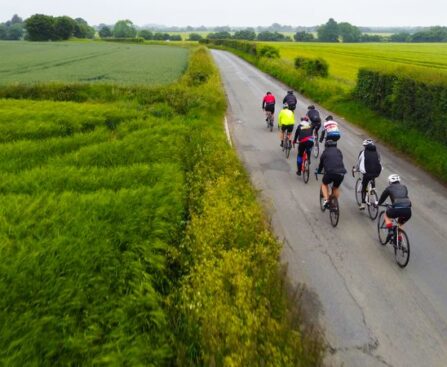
[
  {"x1": 295, "y1": 56, "x2": 329, "y2": 77},
  {"x1": 258, "y1": 45, "x2": 280, "y2": 59},
  {"x1": 354, "y1": 68, "x2": 447, "y2": 144}
]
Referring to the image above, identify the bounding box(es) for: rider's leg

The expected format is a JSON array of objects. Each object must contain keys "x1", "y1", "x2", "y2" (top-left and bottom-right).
[
  {"x1": 297, "y1": 144, "x2": 305, "y2": 173},
  {"x1": 321, "y1": 184, "x2": 329, "y2": 200},
  {"x1": 361, "y1": 174, "x2": 370, "y2": 204},
  {"x1": 331, "y1": 174, "x2": 344, "y2": 199}
]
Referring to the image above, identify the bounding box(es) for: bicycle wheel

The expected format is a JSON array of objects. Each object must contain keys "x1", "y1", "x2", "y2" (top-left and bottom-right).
[
  {"x1": 329, "y1": 197, "x2": 340, "y2": 227},
  {"x1": 377, "y1": 211, "x2": 388, "y2": 246},
  {"x1": 355, "y1": 178, "x2": 362, "y2": 205},
  {"x1": 313, "y1": 140, "x2": 319, "y2": 159},
  {"x1": 303, "y1": 159, "x2": 310, "y2": 183},
  {"x1": 319, "y1": 188, "x2": 325, "y2": 212},
  {"x1": 285, "y1": 138, "x2": 291, "y2": 159},
  {"x1": 269, "y1": 119, "x2": 273, "y2": 132},
  {"x1": 367, "y1": 190, "x2": 379, "y2": 220},
  {"x1": 394, "y1": 229, "x2": 410, "y2": 268}
]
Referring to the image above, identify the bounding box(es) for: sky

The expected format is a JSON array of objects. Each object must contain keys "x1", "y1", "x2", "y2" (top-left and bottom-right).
[{"x1": 1, "y1": 0, "x2": 446, "y2": 27}]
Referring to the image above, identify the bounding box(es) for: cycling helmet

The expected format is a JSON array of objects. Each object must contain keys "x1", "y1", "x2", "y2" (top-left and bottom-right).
[
  {"x1": 325, "y1": 139, "x2": 337, "y2": 147},
  {"x1": 325, "y1": 115, "x2": 333, "y2": 121},
  {"x1": 287, "y1": 90, "x2": 294, "y2": 94},
  {"x1": 362, "y1": 139, "x2": 374, "y2": 146},
  {"x1": 266, "y1": 91, "x2": 272, "y2": 95},
  {"x1": 388, "y1": 174, "x2": 400, "y2": 184},
  {"x1": 301, "y1": 116, "x2": 309, "y2": 121},
  {"x1": 308, "y1": 105, "x2": 315, "y2": 110}
]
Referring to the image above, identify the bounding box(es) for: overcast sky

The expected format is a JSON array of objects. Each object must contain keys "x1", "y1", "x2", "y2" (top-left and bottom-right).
[{"x1": 1, "y1": 0, "x2": 446, "y2": 27}]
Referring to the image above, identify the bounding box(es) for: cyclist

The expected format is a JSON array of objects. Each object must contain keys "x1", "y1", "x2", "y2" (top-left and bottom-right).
[
  {"x1": 354, "y1": 139, "x2": 382, "y2": 210},
  {"x1": 316, "y1": 139, "x2": 347, "y2": 208},
  {"x1": 376, "y1": 174, "x2": 412, "y2": 239},
  {"x1": 278, "y1": 103, "x2": 295, "y2": 147},
  {"x1": 283, "y1": 90, "x2": 297, "y2": 112},
  {"x1": 319, "y1": 115, "x2": 340, "y2": 143},
  {"x1": 306, "y1": 105, "x2": 322, "y2": 137},
  {"x1": 293, "y1": 116, "x2": 314, "y2": 176},
  {"x1": 262, "y1": 91, "x2": 276, "y2": 123}
]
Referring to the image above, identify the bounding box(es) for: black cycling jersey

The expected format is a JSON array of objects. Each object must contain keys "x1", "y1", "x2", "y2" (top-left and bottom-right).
[
  {"x1": 378, "y1": 183, "x2": 412, "y2": 208},
  {"x1": 318, "y1": 146, "x2": 347, "y2": 175}
]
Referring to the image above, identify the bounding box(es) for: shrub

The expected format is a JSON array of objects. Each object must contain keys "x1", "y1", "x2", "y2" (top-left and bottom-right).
[
  {"x1": 258, "y1": 45, "x2": 280, "y2": 59},
  {"x1": 295, "y1": 56, "x2": 329, "y2": 77}
]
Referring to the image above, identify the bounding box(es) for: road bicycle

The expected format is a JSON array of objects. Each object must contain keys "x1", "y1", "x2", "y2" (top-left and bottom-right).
[
  {"x1": 282, "y1": 130, "x2": 292, "y2": 159},
  {"x1": 265, "y1": 111, "x2": 274, "y2": 132},
  {"x1": 352, "y1": 168, "x2": 379, "y2": 220},
  {"x1": 377, "y1": 205, "x2": 411, "y2": 268},
  {"x1": 300, "y1": 149, "x2": 311, "y2": 183},
  {"x1": 316, "y1": 172, "x2": 340, "y2": 227}
]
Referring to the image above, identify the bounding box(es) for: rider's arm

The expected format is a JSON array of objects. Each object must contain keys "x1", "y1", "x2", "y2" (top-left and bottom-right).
[
  {"x1": 378, "y1": 188, "x2": 390, "y2": 206},
  {"x1": 278, "y1": 111, "x2": 283, "y2": 127},
  {"x1": 355, "y1": 151, "x2": 363, "y2": 172},
  {"x1": 262, "y1": 97, "x2": 266, "y2": 109},
  {"x1": 319, "y1": 129, "x2": 326, "y2": 142}
]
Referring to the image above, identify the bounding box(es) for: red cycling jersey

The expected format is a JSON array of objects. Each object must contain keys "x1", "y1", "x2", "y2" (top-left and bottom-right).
[{"x1": 263, "y1": 94, "x2": 276, "y2": 105}]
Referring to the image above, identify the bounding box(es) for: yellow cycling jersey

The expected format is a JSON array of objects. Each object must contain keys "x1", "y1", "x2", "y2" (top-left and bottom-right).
[{"x1": 278, "y1": 109, "x2": 295, "y2": 126}]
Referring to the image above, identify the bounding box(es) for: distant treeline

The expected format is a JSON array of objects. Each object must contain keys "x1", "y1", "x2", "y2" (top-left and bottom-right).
[{"x1": 3, "y1": 14, "x2": 447, "y2": 43}]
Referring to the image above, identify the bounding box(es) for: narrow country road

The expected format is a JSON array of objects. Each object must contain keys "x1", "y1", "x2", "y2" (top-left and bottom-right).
[{"x1": 212, "y1": 50, "x2": 447, "y2": 367}]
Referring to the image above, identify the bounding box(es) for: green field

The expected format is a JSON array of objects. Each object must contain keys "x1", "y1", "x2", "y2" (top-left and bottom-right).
[
  {"x1": 265, "y1": 42, "x2": 447, "y2": 86},
  {"x1": 0, "y1": 41, "x2": 188, "y2": 85}
]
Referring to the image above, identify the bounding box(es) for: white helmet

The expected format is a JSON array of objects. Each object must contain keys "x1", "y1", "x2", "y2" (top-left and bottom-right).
[
  {"x1": 363, "y1": 139, "x2": 374, "y2": 146},
  {"x1": 388, "y1": 174, "x2": 400, "y2": 184}
]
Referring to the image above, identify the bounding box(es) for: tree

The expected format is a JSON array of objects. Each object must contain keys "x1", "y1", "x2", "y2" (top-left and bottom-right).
[
  {"x1": 0, "y1": 24, "x2": 7, "y2": 40},
  {"x1": 257, "y1": 31, "x2": 286, "y2": 42},
  {"x1": 338, "y1": 22, "x2": 362, "y2": 42},
  {"x1": 74, "y1": 18, "x2": 95, "y2": 39},
  {"x1": 207, "y1": 31, "x2": 232, "y2": 40},
  {"x1": 6, "y1": 23, "x2": 24, "y2": 40},
  {"x1": 54, "y1": 16, "x2": 75, "y2": 40},
  {"x1": 99, "y1": 25, "x2": 112, "y2": 38},
  {"x1": 25, "y1": 14, "x2": 55, "y2": 41},
  {"x1": 294, "y1": 31, "x2": 315, "y2": 42},
  {"x1": 153, "y1": 32, "x2": 171, "y2": 40},
  {"x1": 170, "y1": 35, "x2": 182, "y2": 41},
  {"x1": 139, "y1": 29, "x2": 153, "y2": 40},
  {"x1": 113, "y1": 20, "x2": 137, "y2": 38},
  {"x1": 317, "y1": 18, "x2": 339, "y2": 42},
  {"x1": 233, "y1": 28, "x2": 256, "y2": 41},
  {"x1": 390, "y1": 32, "x2": 411, "y2": 42},
  {"x1": 10, "y1": 14, "x2": 23, "y2": 25},
  {"x1": 188, "y1": 33, "x2": 203, "y2": 41}
]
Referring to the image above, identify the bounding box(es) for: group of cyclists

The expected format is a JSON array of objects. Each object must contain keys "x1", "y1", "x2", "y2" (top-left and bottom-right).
[{"x1": 262, "y1": 90, "x2": 412, "y2": 239}]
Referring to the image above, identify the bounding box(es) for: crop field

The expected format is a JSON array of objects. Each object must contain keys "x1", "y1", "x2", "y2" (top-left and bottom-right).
[
  {"x1": 0, "y1": 41, "x2": 188, "y2": 85},
  {"x1": 265, "y1": 42, "x2": 447, "y2": 86},
  {"x1": 0, "y1": 46, "x2": 321, "y2": 365}
]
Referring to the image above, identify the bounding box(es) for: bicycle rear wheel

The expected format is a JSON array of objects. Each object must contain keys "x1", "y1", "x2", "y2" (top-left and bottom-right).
[
  {"x1": 303, "y1": 159, "x2": 310, "y2": 183},
  {"x1": 355, "y1": 178, "x2": 362, "y2": 205},
  {"x1": 313, "y1": 140, "x2": 319, "y2": 159},
  {"x1": 285, "y1": 138, "x2": 291, "y2": 159},
  {"x1": 329, "y1": 197, "x2": 340, "y2": 227},
  {"x1": 394, "y1": 229, "x2": 410, "y2": 268},
  {"x1": 368, "y1": 190, "x2": 379, "y2": 220},
  {"x1": 319, "y1": 188, "x2": 325, "y2": 212},
  {"x1": 377, "y1": 211, "x2": 388, "y2": 245}
]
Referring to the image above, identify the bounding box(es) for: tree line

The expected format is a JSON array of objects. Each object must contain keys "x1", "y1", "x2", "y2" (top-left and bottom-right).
[
  {"x1": 98, "y1": 21, "x2": 182, "y2": 40},
  {"x1": 0, "y1": 15, "x2": 24, "y2": 40}
]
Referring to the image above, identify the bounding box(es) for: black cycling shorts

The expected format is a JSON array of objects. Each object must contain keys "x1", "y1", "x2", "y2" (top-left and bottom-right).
[
  {"x1": 288, "y1": 104, "x2": 296, "y2": 112},
  {"x1": 386, "y1": 207, "x2": 412, "y2": 225},
  {"x1": 281, "y1": 125, "x2": 294, "y2": 133},
  {"x1": 322, "y1": 173, "x2": 344, "y2": 188},
  {"x1": 264, "y1": 104, "x2": 275, "y2": 113}
]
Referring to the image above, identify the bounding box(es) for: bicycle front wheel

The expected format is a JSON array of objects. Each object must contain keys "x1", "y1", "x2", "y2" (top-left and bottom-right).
[
  {"x1": 395, "y1": 229, "x2": 410, "y2": 268},
  {"x1": 329, "y1": 197, "x2": 340, "y2": 227},
  {"x1": 303, "y1": 160, "x2": 310, "y2": 183},
  {"x1": 355, "y1": 178, "x2": 362, "y2": 205},
  {"x1": 377, "y1": 211, "x2": 388, "y2": 245},
  {"x1": 368, "y1": 191, "x2": 379, "y2": 220}
]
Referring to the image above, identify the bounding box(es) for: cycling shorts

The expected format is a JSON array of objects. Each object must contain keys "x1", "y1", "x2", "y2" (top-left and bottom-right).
[
  {"x1": 281, "y1": 125, "x2": 294, "y2": 133},
  {"x1": 288, "y1": 104, "x2": 296, "y2": 112},
  {"x1": 264, "y1": 104, "x2": 275, "y2": 113},
  {"x1": 386, "y1": 207, "x2": 412, "y2": 225},
  {"x1": 322, "y1": 173, "x2": 344, "y2": 188}
]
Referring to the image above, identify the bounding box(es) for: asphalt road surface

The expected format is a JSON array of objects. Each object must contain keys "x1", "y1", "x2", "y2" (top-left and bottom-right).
[{"x1": 212, "y1": 50, "x2": 447, "y2": 367}]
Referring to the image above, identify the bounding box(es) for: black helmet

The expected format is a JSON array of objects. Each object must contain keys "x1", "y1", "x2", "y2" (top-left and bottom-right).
[
  {"x1": 266, "y1": 91, "x2": 272, "y2": 95},
  {"x1": 325, "y1": 139, "x2": 337, "y2": 147},
  {"x1": 325, "y1": 115, "x2": 333, "y2": 121},
  {"x1": 287, "y1": 90, "x2": 294, "y2": 94},
  {"x1": 308, "y1": 105, "x2": 315, "y2": 110}
]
